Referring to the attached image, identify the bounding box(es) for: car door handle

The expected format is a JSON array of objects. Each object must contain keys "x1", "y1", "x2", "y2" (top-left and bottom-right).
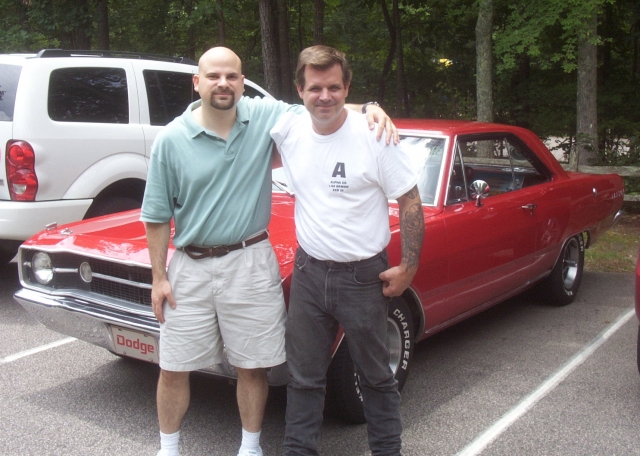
[{"x1": 521, "y1": 203, "x2": 537, "y2": 213}]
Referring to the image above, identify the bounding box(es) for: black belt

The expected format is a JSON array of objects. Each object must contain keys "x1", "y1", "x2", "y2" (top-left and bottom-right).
[{"x1": 183, "y1": 231, "x2": 268, "y2": 259}]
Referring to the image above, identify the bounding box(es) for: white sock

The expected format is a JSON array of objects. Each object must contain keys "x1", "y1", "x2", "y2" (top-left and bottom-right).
[
  {"x1": 240, "y1": 428, "x2": 261, "y2": 451},
  {"x1": 160, "y1": 430, "x2": 180, "y2": 455}
]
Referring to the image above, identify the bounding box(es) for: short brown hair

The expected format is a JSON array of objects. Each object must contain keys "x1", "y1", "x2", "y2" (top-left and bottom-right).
[{"x1": 295, "y1": 45, "x2": 352, "y2": 89}]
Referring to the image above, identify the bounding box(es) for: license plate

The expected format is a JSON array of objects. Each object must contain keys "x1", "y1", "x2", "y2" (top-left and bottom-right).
[{"x1": 110, "y1": 326, "x2": 159, "y2": 363}]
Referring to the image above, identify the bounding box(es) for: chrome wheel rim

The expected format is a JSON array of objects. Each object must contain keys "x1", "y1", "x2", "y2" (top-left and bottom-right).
[
  {"x1": 562, "y1": 237, "x2": 580, "y2": 290},
  {"x1": 387, "y1": 317, "x2": 403, "y2": 374}
]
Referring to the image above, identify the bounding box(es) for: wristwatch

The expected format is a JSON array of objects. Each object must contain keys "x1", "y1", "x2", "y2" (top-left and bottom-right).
[{"x1": 361, "y1": 101, "x2": 380, "y2": 114}]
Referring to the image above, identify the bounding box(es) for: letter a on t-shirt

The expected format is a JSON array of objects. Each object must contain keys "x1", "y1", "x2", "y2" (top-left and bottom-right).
[{"x1": 332, "y1": 162, "x2": 346, "y2": 178}]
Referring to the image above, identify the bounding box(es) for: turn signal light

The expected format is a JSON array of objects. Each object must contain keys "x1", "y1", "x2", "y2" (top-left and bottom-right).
[{"x1": 6, "y1": 140, "x2": 38, "y2": 201}]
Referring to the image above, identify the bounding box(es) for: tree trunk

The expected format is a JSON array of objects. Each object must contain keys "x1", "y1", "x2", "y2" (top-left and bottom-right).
[
  {"x1": 393, "y1": 0, "x2": 409, "y2": 116},
  {"x1": 277, "y1": 0, "x2": 294, "y2": 102},
  {"x1": 475, "y1": 0, "x2": 493, "y2": 122},
  {"x1": 576, "y1": 12, "x2": 598, "y2": 167},
  {"x1": 217, "y1": 0, "x2": 226, "y2": 46},
  {"x1": 259, "y1": 0, "x2": 281, "y2": 97},
  {"x1": 378, "y1": 0, "x2": 396, "y2": 105},
  {"x1": 95, "y1": 0, "x2": 109, "y2": 50},
  {"x1": 185, "y1": 0, "x2": 196, "y2": 60},
  {"x1": 313, "y1": 0, "x2": 324, "y2": 45}
]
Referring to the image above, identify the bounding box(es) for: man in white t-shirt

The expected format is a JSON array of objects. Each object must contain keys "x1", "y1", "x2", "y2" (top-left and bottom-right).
[{"x1": 271, "y1": 45, "x2": 424, "y2": 456}]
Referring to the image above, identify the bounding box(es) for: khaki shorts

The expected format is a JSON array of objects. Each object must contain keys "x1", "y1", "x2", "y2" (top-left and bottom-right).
[{"x1": 159, "y1": 239, "x2": 286, "y2": 372}]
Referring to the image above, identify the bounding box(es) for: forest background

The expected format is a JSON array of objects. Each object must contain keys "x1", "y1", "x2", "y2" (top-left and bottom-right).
[{"x1": 1, "y1": 0, "x2": 639, "y2": 194}]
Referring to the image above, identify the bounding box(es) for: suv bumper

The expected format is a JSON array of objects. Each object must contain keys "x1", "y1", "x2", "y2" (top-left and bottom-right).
[
  {"x1": 0, "y1": 199, "x2": 91, "y2": 240},
  {"x1": 13, "y1": 288, "x2": 289, "y2": 385}
]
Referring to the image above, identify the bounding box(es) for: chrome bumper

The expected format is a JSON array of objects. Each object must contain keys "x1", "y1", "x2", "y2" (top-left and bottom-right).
[{"x1": 13, "y1": 288, "x2": 289, "y2": 385}]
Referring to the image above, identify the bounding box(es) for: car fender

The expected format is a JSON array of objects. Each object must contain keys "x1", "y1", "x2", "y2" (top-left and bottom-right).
[{"x1": 62, "y1": 153, "x2": 148, "y2": 200}]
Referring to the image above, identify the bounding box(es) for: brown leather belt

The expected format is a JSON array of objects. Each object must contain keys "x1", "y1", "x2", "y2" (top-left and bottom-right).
[{"x1": 183, "y1": 231, "x2": 269, "y2": 260}]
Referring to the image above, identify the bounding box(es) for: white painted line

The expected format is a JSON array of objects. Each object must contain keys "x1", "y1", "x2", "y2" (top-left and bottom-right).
[
  {"x1": 0, "y1": 337, "x2": 77, "y2": 364},
  {"x1": 456, "y1": 307, "x2": 635, "y2": 456}
]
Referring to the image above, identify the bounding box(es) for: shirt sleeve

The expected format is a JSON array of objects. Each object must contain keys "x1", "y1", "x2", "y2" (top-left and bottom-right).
[
  {"x1": 376, "y1": 140, "x2": 418, "y2": 200},
  {"x1": 140, "y1": 134, "x2": 176, "y2": 223}
]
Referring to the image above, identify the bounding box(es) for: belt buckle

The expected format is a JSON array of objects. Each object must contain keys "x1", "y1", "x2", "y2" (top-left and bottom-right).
[{"x1": 212, "y1": 246, "x2": 230, "y2": 258}]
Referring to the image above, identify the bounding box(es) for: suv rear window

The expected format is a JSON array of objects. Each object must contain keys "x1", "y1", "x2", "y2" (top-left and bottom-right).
[
  {"x1": 144, "y1": 70, "x2": 196, "y2": 126},
  {"x1": 0, "y1": 64, "x2": 22, "y2": 121},
  {"x1": 48, "y1": 67, "x2": 129, "y2": 123}
]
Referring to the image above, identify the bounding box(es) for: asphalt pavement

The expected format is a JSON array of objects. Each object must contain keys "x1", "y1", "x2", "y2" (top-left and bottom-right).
[{"x1": 1, "y1": 262, "x2": 638, "y2": 456}]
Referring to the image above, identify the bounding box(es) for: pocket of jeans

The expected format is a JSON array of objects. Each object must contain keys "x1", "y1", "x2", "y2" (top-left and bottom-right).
[
  {"x1": 352, "y1": 264, "x2": 383, "y2": 285},
  {"x1": 294, "y1": 250, "x2": 309, "y2": 271}
]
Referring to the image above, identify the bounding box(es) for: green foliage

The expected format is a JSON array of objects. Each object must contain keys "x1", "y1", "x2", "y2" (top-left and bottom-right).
[{"x1": 0, "y1": 0, "x2": 639, "y2": 168}]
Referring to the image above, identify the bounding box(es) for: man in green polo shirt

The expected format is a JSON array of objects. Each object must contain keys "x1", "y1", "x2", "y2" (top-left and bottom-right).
[{"x1": 141, "y1": 47, "x2": 396, "y2": 456}]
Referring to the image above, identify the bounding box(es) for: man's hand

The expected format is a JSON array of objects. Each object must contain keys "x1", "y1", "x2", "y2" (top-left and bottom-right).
[
  {"x1": 151, "y1": 279, "x2": 176, "y2": 323},
  {"x1": 145, "y1": 221, "x2": 174, "y2": 323},
  {"x1": 365, "y1": 105, "x2": 399, "y2": 145},
  {"x1": 379, "y1": 265, "x2": 417, "y2": 297}
]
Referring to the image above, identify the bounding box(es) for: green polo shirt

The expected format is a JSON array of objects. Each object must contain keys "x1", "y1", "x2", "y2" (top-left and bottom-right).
[{"x1": 141, "y1": 97, "x2": 299, "y2": 248}]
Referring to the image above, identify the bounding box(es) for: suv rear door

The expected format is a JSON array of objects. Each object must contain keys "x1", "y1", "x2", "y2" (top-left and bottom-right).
[{"x1": 12, "y1": 58, "x2": 146, "y2": 201}]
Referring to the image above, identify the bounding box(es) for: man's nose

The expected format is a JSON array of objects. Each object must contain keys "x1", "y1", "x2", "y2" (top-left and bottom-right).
[{"x1": 319, "y1": 88, "x2": 331, "y2": 100}]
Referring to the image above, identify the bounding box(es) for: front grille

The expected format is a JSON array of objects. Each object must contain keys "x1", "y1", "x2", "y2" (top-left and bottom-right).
[
  {"x1": 23, "y1": 249, "x2": 153, "y2": 307},
  {"x1": 91, "y1": 276, "x2": 152, "y2": 306},
  {"x1": 88, "y1": 258, "x2": 152, "y2": 306}
]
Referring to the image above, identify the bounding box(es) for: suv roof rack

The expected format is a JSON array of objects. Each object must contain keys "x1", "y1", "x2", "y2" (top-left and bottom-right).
[{"x1": 35, "y1": 49, "x2": 197, "y2": 66}]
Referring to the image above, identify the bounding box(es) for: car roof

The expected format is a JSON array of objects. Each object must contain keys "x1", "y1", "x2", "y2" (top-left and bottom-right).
[{"x1": 394, "y1": 118, "x2": 527, "y2": 136}]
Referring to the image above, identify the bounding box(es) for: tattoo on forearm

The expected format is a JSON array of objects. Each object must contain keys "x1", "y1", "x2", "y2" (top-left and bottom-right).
[
  {"x1": 404, "y1": 186, "x2": 419, "y2": 200},
  {"x1": 400, "y1": 186, "x2": 424, "y2": 271}
]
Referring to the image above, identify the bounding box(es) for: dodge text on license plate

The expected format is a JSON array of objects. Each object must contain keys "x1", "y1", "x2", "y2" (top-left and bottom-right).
[{"x1": 110, "y1": 326, "x2": 159, "y2": 363}]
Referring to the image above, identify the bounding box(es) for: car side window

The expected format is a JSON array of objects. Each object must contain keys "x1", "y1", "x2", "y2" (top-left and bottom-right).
[
  {"x1": 144, "y1": 70, "x2": 197, "y2": 126},
  {"x1": 0, "y1": 64, "x2": 21, "y2": 121},
  {"x1": 48, "y1": 67, "x2": 129, "y2": 123},
  {"x1": 449, "y1": 134, "x2": 550, "y2": 201}
]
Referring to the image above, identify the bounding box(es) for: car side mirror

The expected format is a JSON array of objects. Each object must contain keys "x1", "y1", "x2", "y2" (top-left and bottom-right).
[{"x1": 470, "y1": 180, "x2": 490, "y2": 207}]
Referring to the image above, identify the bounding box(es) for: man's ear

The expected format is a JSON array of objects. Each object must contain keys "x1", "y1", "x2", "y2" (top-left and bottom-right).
[
  {"x1": 297, "y1": 85, "x2": 304, "y2": 99},
  {"x1": 193, "y1": 74, "x2": 200, "y2": 92}
]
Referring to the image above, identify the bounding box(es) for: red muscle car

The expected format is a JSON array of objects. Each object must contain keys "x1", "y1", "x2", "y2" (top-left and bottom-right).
[{"x1": 14, "y1": 119, "x2": 624, "y2": 423}]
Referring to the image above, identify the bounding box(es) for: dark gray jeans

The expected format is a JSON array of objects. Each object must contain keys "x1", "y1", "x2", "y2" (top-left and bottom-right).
[{"x1": 283, "y1": 247, "x2": 402, "y2": 456}]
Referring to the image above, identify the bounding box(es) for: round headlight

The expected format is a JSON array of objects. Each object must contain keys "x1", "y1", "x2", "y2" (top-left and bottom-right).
[
  {"x1": 79, "y1": 262, "x2": 92, "y2": 283},
  {"x1": 32, "y1": 252, "x2": 53, "y2": 285}
]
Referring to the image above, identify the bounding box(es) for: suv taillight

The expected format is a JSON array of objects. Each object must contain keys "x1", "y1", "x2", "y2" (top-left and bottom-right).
[{"x1": 6, "y1": 140, "x2": 38, "y2": 201}]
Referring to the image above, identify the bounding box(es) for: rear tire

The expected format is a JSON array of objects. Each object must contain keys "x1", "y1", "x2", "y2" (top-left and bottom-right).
[
  {"x1": 84, "y1": 196, "x2": 141, "y2": 219},
  {"x1": 538, "y1": 234, "x2": 584, "y2": 306},
  {"x1": 325, "y1": 297, "x2": 415, "y2": 424},
  {"x1": 0, "y1": 241, "x2": 21, "y2": 268}
]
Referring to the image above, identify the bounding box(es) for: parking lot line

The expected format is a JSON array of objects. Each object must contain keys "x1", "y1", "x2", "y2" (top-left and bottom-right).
[
  {"x1": 456, "y1": 307, "x2": 635, "y2": 456},
  {"x1": 0, "y1": 337, "x2": 77, "y2": 364}
]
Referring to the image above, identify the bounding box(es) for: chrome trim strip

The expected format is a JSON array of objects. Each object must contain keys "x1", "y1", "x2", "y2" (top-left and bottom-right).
[{"x1": 92, "y1": 272, "x2": 153, "y2": 290}]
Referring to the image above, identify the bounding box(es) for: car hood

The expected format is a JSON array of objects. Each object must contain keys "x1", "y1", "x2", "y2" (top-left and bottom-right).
[{"x1": 20, "y1": 193, "x2": 429, "y2": 269}]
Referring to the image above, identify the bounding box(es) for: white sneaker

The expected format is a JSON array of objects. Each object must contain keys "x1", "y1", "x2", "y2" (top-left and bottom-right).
[
  {"x1": 157, "y1": 449, "x2": 179, "y2": 456},
  {"x1": 237, "y1": 447, "x2": 263, "y2": 456}
]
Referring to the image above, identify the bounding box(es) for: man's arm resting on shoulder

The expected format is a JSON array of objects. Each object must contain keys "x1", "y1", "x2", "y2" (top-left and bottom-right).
[
  {"x1": 146, "y1": 221, "x2": 176, "y2": 323},
  {"x1": 379, "y1": 185, "x2": 424, "y2": 297},
  {"x1": 345, "y1": 103, "x2": 399, "y2": 145}
]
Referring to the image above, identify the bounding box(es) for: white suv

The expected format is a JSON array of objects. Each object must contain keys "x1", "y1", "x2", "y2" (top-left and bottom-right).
[{"x1": 0, "y1": 49, "x2": 269, "y2": 266}]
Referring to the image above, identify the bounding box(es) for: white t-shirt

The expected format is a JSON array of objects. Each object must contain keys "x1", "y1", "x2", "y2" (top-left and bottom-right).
[{"x1": 270, "y1": 110, "x2": 417, "y2": 262}]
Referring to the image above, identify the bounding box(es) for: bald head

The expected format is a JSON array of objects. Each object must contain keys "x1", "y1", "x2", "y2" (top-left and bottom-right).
[
  {"x1": 194, "y1": 47, "x2": 245, "y2": 112},
  {"x1": 198, "y1": 47, "x2": 242, "y2": 74}
]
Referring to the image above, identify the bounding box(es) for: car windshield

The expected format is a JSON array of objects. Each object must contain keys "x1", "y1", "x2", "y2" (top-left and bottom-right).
[
  {"x1": 271, "y1": 134, "x2": 447, "y2": 206},
  {"x1": 400, "y1": 135, "x2": 446, "y2": 205}
]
